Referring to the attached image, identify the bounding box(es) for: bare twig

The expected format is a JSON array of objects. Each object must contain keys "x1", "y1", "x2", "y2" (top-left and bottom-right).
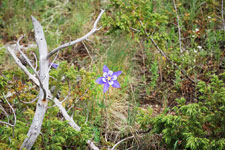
[
  {"x1": 172, "y1": 0, "x2": 183, "y2": 53},
  {"x1": 48, "y1": 50, "x2": 59, "y2": 72},
  {"x1": 5, "y1": 85, "x2": 37, "y2": 99},
  {"x1": 7, "y1": 47, "x2": 39, "y2": 86},
  {"x1": 82, "y1": 41, "x2": 94, "y2": 63},
  {"x1": 87, "y1": 140, "x2": 99, "y2": 150},
  {"x1": 222, "y1": 0, "x2": 225, "y2": 32},
  {"x1": 126, "y1": 145, "x2": 138, "y2": 150},
  {"x1": 139, "y1": 21, "x2": 196, "y2": 83},
  {"x1": 16, "y1": 36, "x2": 47, "y2": 100},
  {"x1": 13, "y1": 86, "x2": 38, "y2": 104},
  {"x1": 47, "y1": 9, "x2": 105, "y2": 59},
  {"x1": 54, "y1": 110, "x2": 95, "y2": 147},
  {"x1": 111, "y1": 136, "x2": 134, "y2": 150},
  {"x1": 53, "y1": 97, "x2": 81, "y2": 131},
  {"x1": 48, "y1": 88, "x2": 99, "y2": 150},
  {"x1": 60, "y1": 94, "x2": 70, "y2": 103},
  {"x1": 0, "y1": 93, "x2": 16, "y2": 127},
  {"x1": 0, "y1": 104, "x2": 10, "y2": 123},
  {"x1": 42, "y1": 50, "x2": 60, "y2": 87},
  {"x1": 32, "y1": 52, "x2": 38, "y2": 70},
  {"x1": 0, "y1": 120, "x2": 14, "y2": 127},
  {"x1": 150, "y1": 38, "x2": 196, "y2": 83},
  {"x1": 113, "y1": 131, "x2": 121, "y2": 145},
  {"x1": 86, "y1": 38, "x2": 95, "y2": 45},
  {"x1": 4, "y1": 93, "x2": 16, "y2": 127},
  {"x1": 48, "y1": 80, "x2": 71, "y2": 107},
  {"x1": 0, "y1": 118, "x2": 14, "y2": 127},
  {"x1": 130, "y1": 27, "x2": 141, "y2": 33},
  {"x1": 17, "y1": 36, "x2": 36, "y2": 72}
]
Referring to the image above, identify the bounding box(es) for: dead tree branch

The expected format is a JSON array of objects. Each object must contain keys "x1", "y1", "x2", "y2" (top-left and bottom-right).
[
  {"x1": 139, "y1": 21, "x2": 196, "y2": 83},
  {"x1": 20, "y1": 16, "x2": 49, "y2": 150},
  {"x1": 172, "y1": 0, "x2": 183, "y2": 53},
  {"x1": 16, "y1": 35, "x2": 47, "y2": 100},
  {"x1": 7, "y1": 10, "x2": 104, "y2": 150},
  {"x1": 111, "y1": 136, "x2": 134, "y2": 150},
  {"x1": 0, "y1": 104, "x2": 10, "y2": 124},
  {"x1": 32, "y1": 52, "x2": 38, "y2": 70},
  {"x1": 47, "y1": 9, "x2": 105, "y2": 59},
  {"x1": 52, "y1": 96, "x2": 99, "y2": 150},
  {"x1": 0, "y1": 93, "x2": 16, "y2": 127},
  {"x1": 7, "y1": 47, "x2": 40, "y2": 86},
  {"x1": 150, "y1": 37, "x2": 196, "y2": 83}
]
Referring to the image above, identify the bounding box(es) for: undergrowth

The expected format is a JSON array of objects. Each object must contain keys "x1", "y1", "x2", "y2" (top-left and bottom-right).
[{"x1": 0, "y1": 0, "x2": 224, "y2": 149}]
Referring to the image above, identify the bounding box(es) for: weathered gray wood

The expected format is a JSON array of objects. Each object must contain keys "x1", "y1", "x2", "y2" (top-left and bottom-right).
[
  {"x1": 20, "y1": 16, "x2": 49, "y2": 150},
  {"x1": 53, "y1": 97, "x2": 99, "y2": 150},
  {"x1": 16, "y1": 36, "x2": 47, "y2": 99},
  {"x1": 47, "y1": 9, "x2": 105, "y2": 59},
  {"x1": 7, "y1": 47, "x2": 39, "y2": 86},
  {"x1": 54, "y1": 98, "x2": 81, "y2": 131},
  {"x1": 7, "y1": 10, "x2": 104, "y2": 150}
]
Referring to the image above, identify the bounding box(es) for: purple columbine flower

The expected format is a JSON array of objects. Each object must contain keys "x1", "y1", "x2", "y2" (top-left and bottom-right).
[
  {"x1": 49, "y1": 62, "x2": 59, "y2": 69},
  {"x1": 96, "y1": 65, "x2": 122, "y2": 93}
]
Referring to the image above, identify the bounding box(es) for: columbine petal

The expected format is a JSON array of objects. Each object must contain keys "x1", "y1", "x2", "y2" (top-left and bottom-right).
[
  {"x1": 113, "y1": 71, "x2": 122, "y2": 77},
  {"x1": 112, "y1": 75, "x2": 117, "y2": 80},
  {"x1": 109, "y1": 80, "x2": 114, "y2": 85},
  {"x1": 103, "y1": 82, "x2": 110, "y2": 93},
  {"x1": 50, "y1": 63, "x2": 59, "y2": 69},
  {"x1": 108, "y1": 70, "x2": 113, "y2": 76},
  {"x1": 102, "y1": 78, "x2": 106, "y2": 82},
  {"x1": 103, "y1": 72, "x2": 108, "y2": 78},
  {"x1": 96, "y1": 77, "x2": 105, "y2": 84},
  {"x1": 112, "y1": 80, "x2": 120, "y2": 88},
  {"x1": 103, "y1": 65, "x2": 109, "y2": 73}
]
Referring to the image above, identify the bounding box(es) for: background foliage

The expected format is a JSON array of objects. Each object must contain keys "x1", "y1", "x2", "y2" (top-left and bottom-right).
[{"x1": 0, "y1": 0, "x2": 224, "y2": 149}]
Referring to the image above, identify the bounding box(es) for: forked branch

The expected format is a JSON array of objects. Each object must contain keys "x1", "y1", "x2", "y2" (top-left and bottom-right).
[
  {"x1": 7, "y1": 10, "x2": 104, "y2": 150},
  {"x1": 47, "y1": 9, "x2": 105, "y2": 59},
  {"x1": 16, "y1": 36, "x2": 47, "y2": 100},
  {"x1": 0, "y1": 93, "x2": 16, "y2": 127},
  {"x1": 7, "y1": 47, "x2": 39, "y2": 86},
  {"x1": 20, "y1": 15, "x2": 49, "y2": 150}
]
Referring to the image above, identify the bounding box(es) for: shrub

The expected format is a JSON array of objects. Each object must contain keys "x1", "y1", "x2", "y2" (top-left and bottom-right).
[{"x1": 146, "y1": 74, "x2": 225, "y2": 150}]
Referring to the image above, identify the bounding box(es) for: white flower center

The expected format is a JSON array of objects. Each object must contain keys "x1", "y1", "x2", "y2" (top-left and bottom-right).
[{"x1": 107, "y1": 76, "x2": 112, "y2": 81}]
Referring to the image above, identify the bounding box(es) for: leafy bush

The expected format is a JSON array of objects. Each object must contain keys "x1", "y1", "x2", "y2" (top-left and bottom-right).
[
  {"x1": 137, "y1": 74, "x2": 225, "y2": 150},
  {"x1": 0, "y1": 114, "x2": 92, "y2": 150}
]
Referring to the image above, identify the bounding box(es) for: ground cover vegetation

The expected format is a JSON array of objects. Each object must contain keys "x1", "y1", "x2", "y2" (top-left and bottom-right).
[{"x1": 0, "y1": 0, "x2": 224, "y2": 149}]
